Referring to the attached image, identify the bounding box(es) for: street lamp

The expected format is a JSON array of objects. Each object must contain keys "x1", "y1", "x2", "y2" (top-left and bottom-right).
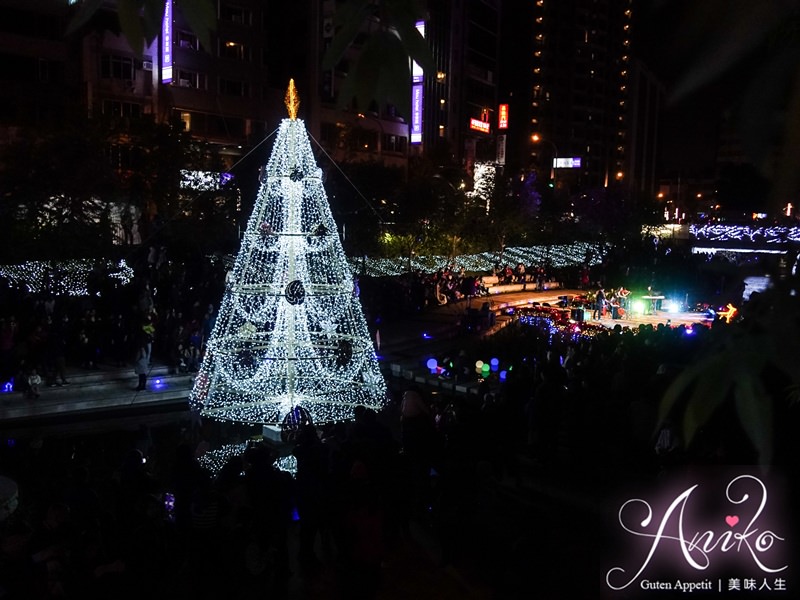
[{"x1": 532, "y1": 133, "x2": 558, "y2": 187}]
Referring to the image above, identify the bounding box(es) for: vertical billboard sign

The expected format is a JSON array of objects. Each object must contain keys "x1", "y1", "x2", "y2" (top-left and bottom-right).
[
  {"x1": 161, "y1": 0, "x2": 173, "y2": 84},
  {"x1": 496, "y1": 134, "x2": 506, "y2": 165},
  {"x1": 498, "y1": 104, "x2": 508, "y2": 129},
  {"x1": 410, "y1": 20, "x2": 425, "y2": 144}
]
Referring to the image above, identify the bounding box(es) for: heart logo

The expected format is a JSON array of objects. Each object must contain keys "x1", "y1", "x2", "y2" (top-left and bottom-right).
[{"x1": 725, "y1": 515, "x2": 739, "y2": 527}]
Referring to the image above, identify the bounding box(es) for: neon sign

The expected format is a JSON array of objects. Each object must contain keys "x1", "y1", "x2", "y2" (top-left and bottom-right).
[
  {"x1": 161, "y1": 0, "x2": 173, "y2": 83},
  {"x1": 411, "y1": 84, "x2": 423, "y2": 143},
  {"x1": 469, "y1": 118, "x2": 490, "y2": 134},
  {"x1": 554, "y1": 157, "x2": 581, "y2": 168},
  {"x1": 606, "y1": 474, "x2": 788, "y2": 592},
  {"x1": 410, "y1": 20, "x2": 425, "y2": 144},
  {"x1": 498, "y1": 104, "x2": 508, "y2": 129}
]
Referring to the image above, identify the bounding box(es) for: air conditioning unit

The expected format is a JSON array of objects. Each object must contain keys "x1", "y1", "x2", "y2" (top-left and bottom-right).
[
  {"x1": 142, "y1": 61, "x2": 153, "y2": 71},
  {"x1": 179, "y1": 79, "x2": 192, "y2": 88}
]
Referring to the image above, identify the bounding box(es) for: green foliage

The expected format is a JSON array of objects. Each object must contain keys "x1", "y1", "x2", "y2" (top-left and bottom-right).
[
  {"x1": 67, "y1": 0, "x2": 216, "y2": 56},
  {"x1": 0, "y1": 114, "x2": 237, "y2": 259},
  {"x1": 322, "y1": 0, "x2": 435, "y2": 118},
  {"x1": 0, "y1": 120, "x2": 118, "y2": 259},
  {"x1": 658, "y1": 274, "x2": 800, "y2": 466},
  {"x1": 323, "y1": 160, "x2": 404, "y2": 256},
  {"x1": 647, "y1": 1, "x2": 800, "y2": 466}
]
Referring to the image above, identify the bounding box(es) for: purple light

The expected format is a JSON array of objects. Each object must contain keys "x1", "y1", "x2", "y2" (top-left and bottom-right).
[
  {"x1": 410, "y1": 84, "x2": 423, "y2": 144},
  {"x1": 161, "y1": 0, "x2": 173, "y2": 83}
]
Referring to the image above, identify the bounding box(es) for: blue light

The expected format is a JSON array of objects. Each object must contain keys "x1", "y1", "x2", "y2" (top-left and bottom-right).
[
  {"x1": 499, "y1": 370, "x2": 507, "y2": 381},
  {"x1": 2, "y1": 380, "x2": 13, "y2": 393},
  {"x1": 422, "y1": 332, "x2": 432, "y2": 340},
  {"x1": 426, "y1": 358, "x2": 438, "y2": 370}
]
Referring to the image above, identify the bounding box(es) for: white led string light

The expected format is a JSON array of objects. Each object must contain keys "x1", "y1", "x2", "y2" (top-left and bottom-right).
[
  {"x1": 189, "y1": 107, "x2": 387, "y2": 427},
  {"x1": 0, "y1": 259, "x2": 133, "y2": 296}
]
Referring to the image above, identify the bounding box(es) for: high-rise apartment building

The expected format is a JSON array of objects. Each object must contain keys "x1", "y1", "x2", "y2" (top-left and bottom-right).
[
  {"x1": 502, "y1": 0, "x2": 639, "y2": 193},
  {"x1": 1, "y1": 0, "x2": 659, "y2": 198},
  {"x1": 0, "y1": 0, "x2": 297, "y2": 162},
  {"x1": 422, "y1": 0, "x2": 502, "y2": 172}
]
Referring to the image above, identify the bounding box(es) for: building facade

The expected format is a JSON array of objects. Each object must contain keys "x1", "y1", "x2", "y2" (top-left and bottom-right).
[
  {"x1": 502, "y1": 0, "x2": 640, "y2": 194},
  {"x1": 1, "y1": 0, "x2": 661, "y2": 204}
]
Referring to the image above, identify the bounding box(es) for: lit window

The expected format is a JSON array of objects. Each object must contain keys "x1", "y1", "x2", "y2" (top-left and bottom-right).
[{"x1": 221, "y1": 41, "x2": 249, "y2": 61}]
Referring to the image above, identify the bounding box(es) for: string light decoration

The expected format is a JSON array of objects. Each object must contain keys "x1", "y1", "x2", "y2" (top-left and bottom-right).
[
  {"x1": 468, "y1": 162, "x2": 496, "y2": 213},
  {"x1": 0, "y1": 259, "x2": 133, "y2": 296},
  {"x1": 349, "y1": 242, "x2": 608, "y2": 277},
  {"x1": 196, "y1": 441, "x2": 299, "y2": 476},
  {"x1": 189, "y1": 81, "x2": 387, "y2": 426}
]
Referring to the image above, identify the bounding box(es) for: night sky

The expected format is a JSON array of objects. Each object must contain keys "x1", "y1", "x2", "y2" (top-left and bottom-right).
[{"x1": 633, "y1": 0, "x2": 787, "y2": 177}]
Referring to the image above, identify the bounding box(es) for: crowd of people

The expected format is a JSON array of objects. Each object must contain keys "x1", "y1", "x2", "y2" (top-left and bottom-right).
[
  {"x1": 358, "y1": 259, "x2": 559, "y2": 321},
  {"x1": 0, "y1": 251, "x2": 226, "y2": 398},
  {"x1": 1, "y1": 237, "x2": 792, "y2": 599},
  {"x1": 6, "y1": 296, "x2": 795, "y2": 599},
  {"x1": 0, "y1": 398, "x2": 426, "y2": 600}
]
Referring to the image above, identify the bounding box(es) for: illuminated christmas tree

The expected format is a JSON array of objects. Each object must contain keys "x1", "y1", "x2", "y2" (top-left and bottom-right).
[{"x1": 189, "y1": 80, "x2": 387, "y2": 427}]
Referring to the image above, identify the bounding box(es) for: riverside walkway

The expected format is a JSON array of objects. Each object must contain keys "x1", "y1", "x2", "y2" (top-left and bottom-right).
[{"x1": 0, "y1": 287, "x2": 710, "y2": 435}]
